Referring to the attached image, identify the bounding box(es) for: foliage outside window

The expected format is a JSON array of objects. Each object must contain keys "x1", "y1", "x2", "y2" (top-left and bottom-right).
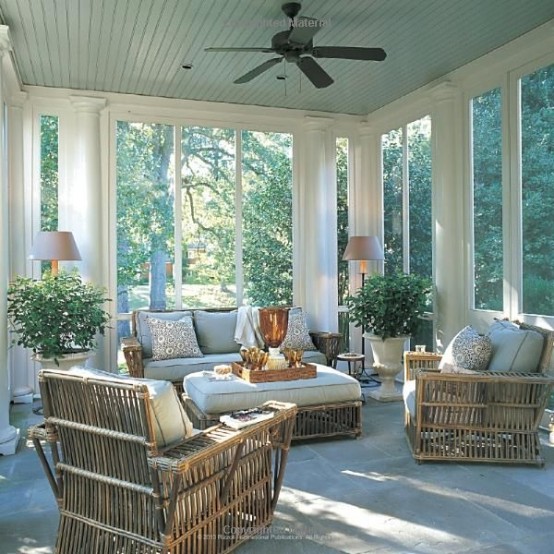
[
  {"x1": 521, "y1": 63, "x2": 554, "y2": 315},
  {"x1": 181, "y1": 126, "x2": 236, "y2": 307},
  {"x1": 472, "y1": 87, "x2": 503, "y2": 311},
  {"x1": 382, "y1": 127, "x2": 403, "y2": 275},
  {"x1": 116, "y1": 122, "x2": 175, "y2": 330},
  {"x1": 241, "y1": 130, "x2": 293, "y2": 306},
  {"x1": 40, "y1": 115, "x2": 59, "y2": 273},
  {"x1": 336, "y1": 137, "x2": 349, "y2": 350}
]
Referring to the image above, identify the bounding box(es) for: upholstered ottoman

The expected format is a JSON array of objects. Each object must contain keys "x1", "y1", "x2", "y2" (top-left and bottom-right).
[{"x1": 183, "y1": 364, "x2": 363, "y2": 440}]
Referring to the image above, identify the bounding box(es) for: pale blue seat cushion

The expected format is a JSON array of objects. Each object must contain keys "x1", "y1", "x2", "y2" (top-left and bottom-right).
[
  {"x1": 487, "y1": 320, "x2": 543, "y2": 372},
  {"x1": 183, "y1": 363, "x2": 360, "y2": 414}
]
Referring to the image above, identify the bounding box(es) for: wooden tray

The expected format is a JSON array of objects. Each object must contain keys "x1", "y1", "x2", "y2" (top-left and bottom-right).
[{"x1": 232, "y1": 362, "x2": 317, "y2": 383}]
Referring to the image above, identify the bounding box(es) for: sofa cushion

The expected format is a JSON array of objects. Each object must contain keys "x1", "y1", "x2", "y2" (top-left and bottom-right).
[
  {"x1": 194, "y1": 310, "x2": 239, "y2": 354},
  {"x1": 136, "y1": 310, "x2": 192, "y2": 358},
  {"x1": 280, "y1": 308, "x2": 317, "y2": 351},
  {"x1": 439, "y1": 326, "x2": 492, "y2": 374},
  {"x1": 487, "y1": 320, "x2": 543, "y2": 372},
  {"x1": 147, "y1": 316, "x2": 203, "y2": 361},
  {"x1": 68, "y1": 367, "x2": 193, "y2": 446}
]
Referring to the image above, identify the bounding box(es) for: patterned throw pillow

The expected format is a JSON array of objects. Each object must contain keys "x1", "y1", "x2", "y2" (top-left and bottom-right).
[
  {"x1": 439, "y1": 325, "x2": 492, "y2": 374},
  {"x1": 147, "y1": 316, "x2": 203, "y2": 361},
  {"x1": 280, "y1": 308, "x2": 317, "y2": 351}
]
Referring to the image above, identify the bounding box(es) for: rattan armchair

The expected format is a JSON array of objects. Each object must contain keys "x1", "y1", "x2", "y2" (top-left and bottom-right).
[
  {"x1": 29, "y1": 369, "x2": 297, "y2": 553},
  {"x1": 404, "y1": 351, "x2": 554, "y2": 466}
]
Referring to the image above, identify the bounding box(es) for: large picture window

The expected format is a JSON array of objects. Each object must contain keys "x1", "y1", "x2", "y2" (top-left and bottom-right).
[{"x1": 116, "y1": 121, "x2": 293, "y2": 336}]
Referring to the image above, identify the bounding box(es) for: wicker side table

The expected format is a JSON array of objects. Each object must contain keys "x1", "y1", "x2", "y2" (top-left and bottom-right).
[{"x1": 309, "y1": 331, "x2": 343, "y2": 367}]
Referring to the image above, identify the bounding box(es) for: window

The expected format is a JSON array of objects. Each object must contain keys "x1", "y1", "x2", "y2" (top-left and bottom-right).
[
  {"x1": 116, "y1": 121, "x2": 175, "y2": 324},
  {"x1": 382, "y1": 116, "x2": 433, "y2": 348},
  {"x1": 471, "y1": 88, "x2": 503, "y2": 311},
  {"x1": 116, "y1": 121, "x2": 293, "y2": 329},
  {"x1": 241, "y1": 130, "x2": 293, "y2": 305},
  {"x1": 40, "y1": 115, "x2": 59, "y2": 274},
  {"x1": 521, "y1": 62, "x2": 554, "y2": 315},
  {"x1": 382, "y1": 127, "x2": 404, "y2": 275},
  {"x1": 336, "y1": 137, "x2": 350, "y2": 349},
  {"x1": 181, "y1": 126, "x2": 236, "y2": 307}
]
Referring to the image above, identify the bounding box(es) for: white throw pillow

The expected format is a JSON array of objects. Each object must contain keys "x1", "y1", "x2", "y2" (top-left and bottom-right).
[
  {"x1": 68, "y1": 367, "x2": 193, "y2": 446},
  {"x1": 147, "y1": 316, "x2": 203, "y2": 361},
  {"x1": 439, "y1": 326, "x2": 492, "y2": 374},
  {"x1": 487, "y1": 320, "x2": 543, "y2": 372}
]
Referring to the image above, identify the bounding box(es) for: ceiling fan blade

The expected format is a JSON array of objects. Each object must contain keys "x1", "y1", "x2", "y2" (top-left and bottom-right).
[
  {"x1": 312, "y1": 46, "x2": 387, "y2": 61},
  {"x1": 287, "y1": 17, "x2": 323, "y2": 45},
  {"x1": 234, "y1": 57, "x2": 282, "y2": 84},
  {"x1": 205, "y1": 47, "x2": 275, "y2": 53},
  {"x1": 296, "y1": 56, "x2": 333, "y2": 88}
]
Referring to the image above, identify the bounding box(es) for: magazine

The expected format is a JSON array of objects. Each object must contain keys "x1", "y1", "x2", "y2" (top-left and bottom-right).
[{"x1": 220, "y1": 407, "x2": 275, "y2": 430}]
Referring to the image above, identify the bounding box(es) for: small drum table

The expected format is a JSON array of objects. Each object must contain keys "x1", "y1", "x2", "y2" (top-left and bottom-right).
[{"x1": 335, "y1": 352, "x2": 365, "y2": 377}]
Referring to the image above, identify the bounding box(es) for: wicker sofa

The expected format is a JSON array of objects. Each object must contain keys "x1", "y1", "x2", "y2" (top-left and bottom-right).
[
  {"x1": 122, "y1": 307, "x2": 328, "y2": 392},
  {"x1": 29, "y1": 368, "x2": 297, "y2": 554},
  {"x1": 403, "y1": 322, "x2": 554, "y2": 466}
]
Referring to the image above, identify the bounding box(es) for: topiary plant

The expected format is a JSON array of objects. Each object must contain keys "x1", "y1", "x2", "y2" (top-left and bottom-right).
[
  {"x1": 346, "y1": 272, "x2": 431, "y2": 340},
  {"x1": 7, "y1": 270, "x2": 111, "y2": 362}
]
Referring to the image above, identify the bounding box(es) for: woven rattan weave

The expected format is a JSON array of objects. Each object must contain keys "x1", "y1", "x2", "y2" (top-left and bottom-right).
[
  {"x1": 183, "y1": 395, "x2": 362, "y2": 441},
  {"x1": 29, "y1": 369, "x2": 297, "y2": 553},
  {"x1": 404, "y1": 352, "x2": 554, "y2": 466}
]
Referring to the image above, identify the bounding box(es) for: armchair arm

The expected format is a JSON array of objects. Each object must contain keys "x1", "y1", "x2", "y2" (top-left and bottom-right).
[
  {"x1": 121, "y1": 336, "x2": 145, "y2": 378},
  {"x1": 148, "y1": 400, "x2": 297, "y2": 528},
  {"x1": 404, "y1": 351, "x2": 442, "y2": 381}
]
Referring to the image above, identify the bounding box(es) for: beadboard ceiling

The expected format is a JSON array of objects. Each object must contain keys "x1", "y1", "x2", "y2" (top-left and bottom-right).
[{"x1": 1, "y1": 0, "x2": 553, "y2": 115}]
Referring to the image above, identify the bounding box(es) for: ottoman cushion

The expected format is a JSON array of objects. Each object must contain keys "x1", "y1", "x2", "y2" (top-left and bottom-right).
[{"x1": 184, "y1": 364, "x2": 361, "y2": 414}]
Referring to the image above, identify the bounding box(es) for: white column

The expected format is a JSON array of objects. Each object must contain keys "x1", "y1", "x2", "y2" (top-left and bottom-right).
[
  {"x1": 349, "y1": 122, "x2": 384, "y2": 355},
  {"x1": 431, "y1": 82, "x2": 466, "y2": 350},
  {"x1": 7, "y1": 91, "x2": 33, "y2": 403},
  {"x1": 66, "y1": 96, "x2": 107, "y2": 367},
  {"x1": 299, "y1": 116, "x2": 338, "y2": 332},
  {"x1": 0, "y1": 25, "x2": 20, "y2": 455}
]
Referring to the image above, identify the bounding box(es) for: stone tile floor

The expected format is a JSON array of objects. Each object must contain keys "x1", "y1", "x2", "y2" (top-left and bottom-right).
[{"x1": 2, "y1": 394, "x2": 554, "y2": 553}]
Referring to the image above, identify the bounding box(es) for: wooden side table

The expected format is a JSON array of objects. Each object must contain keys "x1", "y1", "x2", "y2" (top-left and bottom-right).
[{"x1": 335, "y1": 352, "x2": 365, "y2": 377}]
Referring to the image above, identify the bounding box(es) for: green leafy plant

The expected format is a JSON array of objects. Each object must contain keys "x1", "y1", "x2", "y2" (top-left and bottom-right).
[
  {"x1": 7, "y1": 270, "x2": 111, "y2": 361},
  {"x1": 346, "y1": 273, "x2": 431, "y2": 340}
]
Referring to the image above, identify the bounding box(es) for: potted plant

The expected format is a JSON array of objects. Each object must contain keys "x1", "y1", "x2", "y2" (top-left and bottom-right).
[
  {"x1": 346, "y1": 272, "x2": 431, "y2": 400},
  {"x1": 7, "y1": 270, "x2": 111, "y2": 368}
]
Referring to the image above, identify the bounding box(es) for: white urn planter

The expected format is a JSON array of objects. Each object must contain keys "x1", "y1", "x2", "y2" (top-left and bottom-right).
[
  {"x1": 32, "y1": 350, "x2": 93, "y2": 371},
  {"x1": 364, "y1": 333, "x2": 409, "y2": 402}
]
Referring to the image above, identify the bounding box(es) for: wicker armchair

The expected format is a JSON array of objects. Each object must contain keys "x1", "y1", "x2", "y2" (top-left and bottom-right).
[
  {"x1": 29, "y1": 369, "x2": 297, "y2": 554},
  {"x1": 404, "y1": 351, "x2": 554, "y2": 466}
]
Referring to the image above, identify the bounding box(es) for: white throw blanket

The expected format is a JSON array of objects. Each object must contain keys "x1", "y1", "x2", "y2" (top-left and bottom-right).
[{"x1": 234, "y1": 306, "x2": 265, "y2": 348}]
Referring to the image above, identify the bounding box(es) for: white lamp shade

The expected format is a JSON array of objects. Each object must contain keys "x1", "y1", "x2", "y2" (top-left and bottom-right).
[
  {"x1": 29, "y1": 231, "x2": 82, "y2": 261},
  {"x1": 342, "y1": 236, "x2": 384, "y2": 261}
]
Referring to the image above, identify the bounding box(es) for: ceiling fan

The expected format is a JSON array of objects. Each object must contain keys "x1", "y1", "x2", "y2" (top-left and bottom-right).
[{"x1": 204, "y1": 2, "x2": 386, "y2": 89}]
